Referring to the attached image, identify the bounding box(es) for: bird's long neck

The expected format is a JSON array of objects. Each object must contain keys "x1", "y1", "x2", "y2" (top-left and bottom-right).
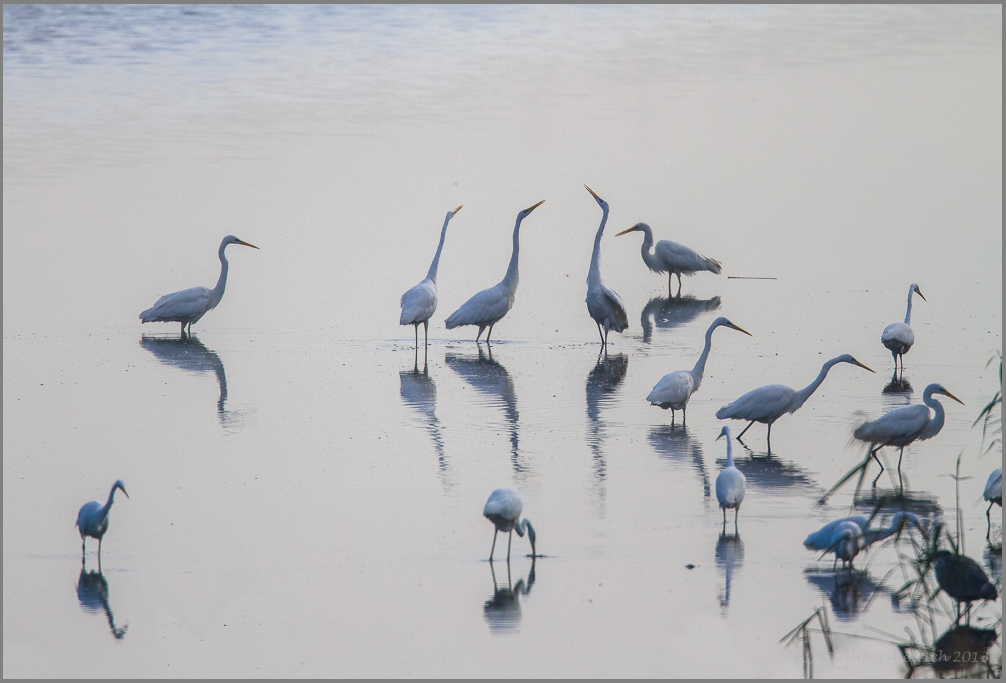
[
  {"x1": 690, "y1": 322, "x2": 719, "y2": 390},
  {"x1": 792, "y1": 358, "x2": 841, "y2": 411},
  {"x1": 587, "y1": 205, "x2": 608, "y2": 286},
  {"x1": 724, "y1": 436, "x2": 735, "y2": 468},
  {"x1": 920, "y1": 386, "x2": 947, "y2": 439},
  {"x1": 501, "y1": 215, "x2": 524, "y2": 291},
  {"x1": 101, "y1": 484, "x2": 120, "y2": 518},
  {"x1": 637, "y1": 225, "x2": 662, "y2": 272},
  {"x1": 514, "y1": 518, "x2": 528, "y2": 537},
  {"x1": 426, "y1": 214, "x2": 452, "y2": 283},
  {"x1": 904, "y1": 286, "x2": 915, "y2": 324},
  {"x1": 209, "y1": 241, "x2": 230, "y2": 309}
]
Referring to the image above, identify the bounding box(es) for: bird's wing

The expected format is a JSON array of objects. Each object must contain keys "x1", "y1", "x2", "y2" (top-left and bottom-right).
[
  {"x1": 881, "y1": 322, "x2": 914, "y2": 346},
  {"x1": 715, "y1": 467, "x2": 746, "y2": 506},
  {"x1": 484, "y1": 488, "x2": 522, "y2": 520},
  {"x1": 654, "y1": 240, "x2": 721, "y2": 274},
  {"x1": 445, "y1": 285, "x2": 511, "y2": 329},
  {"x1": 76, "y1": 500, "x2": 102, "y2": 530},
  {"x1": 586, "y1": 285, "x2": 629, "y2": 332},
  {"x1": 803, "y1": 516, "x2": 867, "y2": 549},
  {"x1": 140, "y1": 286, "x2": 211, "y2": 321},
  {"x1": 716, "y1": 384, "x2": 793, "y2": 421},
  {"x1": 400, "y1": 279, "x2": 437, "y2": 325},
  {"x1": 854, "y1": 404, "x2": 929, "y2": 444},
  {"x1": 985, "y1": 468, "x2": 1003, "y2": 501},
  {"x1": 646, "y1": 370, "x2": 694, "y2": 406}
]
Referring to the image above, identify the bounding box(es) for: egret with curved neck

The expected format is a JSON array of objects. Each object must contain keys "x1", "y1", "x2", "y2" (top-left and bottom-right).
[
  {"x1": 646, "y1": 317, "x2": 751, "y2": 425},
  {"x1": 483, "y1": 487, "x2": 536, "y2": 561},
  {"x1": 881, "y1": 283, "x2": 925, "y2": 373},
  {"x1": 445, "y1": 201, "x2": 544, "y2": 343},
  {"x1": 400, "y1": 206, "x2": 463, "y2": 354},
  {"x1": 615, "y1": 222, "x2": 721, "y2": 297},
  {"x1": 583, "y1": 186, "x2": 628, "y2": 347},
  {"x1": 76, "y1": 480, "x2": 129, "y2": 563},
  {"x1": 715, "y1": 426, "x2": 746, "y2": 530},
  {"x1": 716, "y1": 354, "x2": 874, "y2": 452},
  {"x1": 140, "y1": 235, "x2": 259, "y2": 335}
]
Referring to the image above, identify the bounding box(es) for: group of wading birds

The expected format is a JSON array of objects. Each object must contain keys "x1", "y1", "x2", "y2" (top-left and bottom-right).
[{"x1": 76, "y1": 186, "x2": 1000, "y2": 616}]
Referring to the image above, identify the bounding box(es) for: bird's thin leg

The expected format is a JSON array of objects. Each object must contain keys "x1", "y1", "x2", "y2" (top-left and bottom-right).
[
  {"x1": 486, "y1": 325, "x2": 494, "y2": 345},
  {"x1": 722, "y1": 507, "x2": 726, "y2": 525},
  {"x1": 682, "y1": 405, "x2": 687, "y2": 427},
  {"x1": 507, "y1": 530, "x2": 513, "y2": 561},
  {"x1": 676, "y1": 273, "x2": 683, "y2": 297},
  {"x1": 475, "y1": 326, "x2": 483, "y2": 343},
  {"x1": 766, "y1": 423, "x2": 773, "y2": 453},
  {"x1": 414, "y1": 324, "x2": 419, "y2": 349},
  {"x1": 81, "y1": 538, "x2": 86, "y2": 562},
  {"x1": 604, "y1": 327, "x2": 610, "y2": 348},
  {"x1": 596, "y1": 322, "x2": 605, "y2": 346},
  {"x1": 668, "y1": 273, "x2": 673, "y2": 298},
  {"x1": 489, "y1": 530, "x2": 498, "y2": 561},
  {"x1": 736, "y1": 421, "x2": 755, "y2": 441},
  {"x1": 833, "y1": 556, "x2": 838, "y2": 572},
  {"x1": 987, "y1": 502, "x2": 994, "y2": 540},
  {"x1": 422, "y1": 320, "x2": 429, "y2": 363},
  {"x1": 871, "y1": 448, "x2": 885, "y2": 487},
  {"x1": 896, "y1": 447, "x2": 905, "y2": 475}
]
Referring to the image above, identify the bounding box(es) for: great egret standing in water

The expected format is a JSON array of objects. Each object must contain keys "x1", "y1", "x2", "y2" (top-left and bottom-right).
[
  {"x1": 716, "y1": 354, "x2": 874, "y2": 451},
  {"x1": 140, "y1": 235, "x2": 259, "y2": 335},
  {"x1": 583, "y1": 186, "x2": 628, "y2": 347},
  {"x1": 400, "y1": 206, "x2": 463, "y2": 353},
  {"x1": 646, "y1": 317, "x2": 751, "y2": 424},
  {"x1": 715, "y1": 426, "x2": 746, "y2": 530},
  {"x1": 483, "y1": 487, "x2": 536, "y2": 561},
  {"x1": 615, "y1": 222, "x2": 721, "y2": 297},
  {"x1": 76, "y1": 480, "x2": 129, "y2": 562},
  {"x1": 803, "y1": 511, "x2": 924, "y2": 570},
  {"x1": 445, "y1": 201, "x2": 544, "y2": 343},
  {"x1": 882, "y1": 283, "x2": 925, "y2": 373},
  {"x1": 984, "y1": 468, "x2": 1002, "y2": 539}
]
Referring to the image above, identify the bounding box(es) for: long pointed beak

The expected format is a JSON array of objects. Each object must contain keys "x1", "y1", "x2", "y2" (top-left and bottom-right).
[
  {"x1": 122, "y1": 488, "x2": 130, "y2": 499},
  {"x1": 853, "y1": 359, "x2": 875, "y2": 373},
  {"x1": 615, "y1": 227, "x2": 637, "y2": 236},
  {"x1": 236, "y1": 239, "x2": 260, "y2": 249},
  {"x1": 729, "y1": 323, "x2": 752, "y2": 336},
  {"x1": 917, "y1": 290, "x2": 926, "y2": 302},
  {"x1": 454, "y1": 205, "x2": 463, "y2": 213},
  {"x1": 584, "y1": 185, "x2": 602, "y2": 202},
  {"x1": 523, "y1": 200, "x2": 545, "y2": 213},
  {"x1": 942, "y1": 389, "x2": 964, "y2": 405}
]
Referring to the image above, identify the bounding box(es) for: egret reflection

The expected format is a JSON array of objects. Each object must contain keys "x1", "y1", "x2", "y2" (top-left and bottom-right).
[
  {"x1": 399, "y1": 359, "x2": 448, "y2": 484},
  {"x1": 76, "y1": 568, "x2": 127, "y2": 639},
  {"x1": 585, "y1": 352, "x2": 628, "y2": 498},
  {"x1": 446, "y1": 348, "x2": 524, "y2": 476},
  {"x1": 484, "y1": 558, "x2": 535, "y2": 633},
  {"x1": 731, "y1": 442, "x2": 819, "y2": 494},
  {"x1": 139, "y1": 334, "x2": 229, "y2": 423},
  {"x1": 715, "y1": 531, "x2": 744, "y2": 615},
  {"x1": 881, "y1": 371, "x2": 913, "y2": 404},
  {"x1": 640, "y1": 295, "x2": 720, "y2": 344},
  {"x1": 648, "y1": 425, "x2": 710, "y2": 498},
  {"x1": 803, "y1": 570, "x2": 892, "y2": 621}
]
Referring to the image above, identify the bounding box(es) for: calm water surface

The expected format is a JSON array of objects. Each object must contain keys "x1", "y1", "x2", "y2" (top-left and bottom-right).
[{"x1": 3, "y1": 5, "x2": 1002, "y2": 677}]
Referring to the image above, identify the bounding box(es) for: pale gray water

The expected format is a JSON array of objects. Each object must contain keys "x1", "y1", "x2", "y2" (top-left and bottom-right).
[{"x1": 3, "y1": 5, "x2": 1002, "y2": 677}]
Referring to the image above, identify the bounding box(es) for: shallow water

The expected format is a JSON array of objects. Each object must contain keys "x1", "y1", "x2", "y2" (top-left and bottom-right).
[{"x1": 3, "y1": 5, "x2": 1002, "y2": 677}]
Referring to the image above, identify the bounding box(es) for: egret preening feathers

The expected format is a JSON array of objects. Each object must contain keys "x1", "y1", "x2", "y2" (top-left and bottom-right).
[
  {"x1": 76, "y1": 480, "x2": 129, "y2": 562},
  {"x1": 715, "y1": 426, "x2": 746, "y2": 530},
  {"x1": 400, "y1": 206, "x2": 463, "y2": 353},
  {"x1": 716, "y1": 354, "x2": 874, "y2": 452},
  {"x1": 881, "y1": 283, "x2": 925, "y2": 373},
  {"x1": 445, "y1": 201, "x2": 544, "y2": 343},
  {"x1": 583, "y1": 186, "x2": 628, "y2": 347},
  {"x1": 483, "y1": 487, "x2": 536, "y2": 561},
  {"x1": 140, "y1": 235, "x2": 259, "y2": 335},
  {"x1": 615, "y1": 222, "x2": 721, "y2": 297},
  {"x1": 646, "y1": 317, "x2": 751, "y2": 424}
]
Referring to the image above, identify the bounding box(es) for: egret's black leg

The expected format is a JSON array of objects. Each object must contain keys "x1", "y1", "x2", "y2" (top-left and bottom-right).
[
  {"x1": 507, "y1": 530, "x2": 513, "y2": 561},
  {"x1": 766, "y1": 423, "x2": 773, "y2": 453},
  {"x1": 682, "y1": 405, "x2": 687, "y2": 427},
  {"x1": 596, "y1": 322, "x2": 605, "y2": 346},
  {"x1": 987, "y1": 502, "x2": 994, "y2": 540},
  {"x1": 423, "y1": 320, "x2": 429, "y2": 361},
  {"x1": 604, "y1": 327, "x2": 610, "y2": 348},
  {"x1": 722, "y1": 507, "x2": 726, "y2": 525},
  {"x1": 736, "y1": 421, "x2": 755, "y2": 441},
  {"x1": 475, "y1": 326, "x2": 483, "y2": 343},
  {"x1": 871, "y1": 448, "x2": 886, "y2": 487},
  {"x1": 486, "y1": 325, "x2": 494, "y2": 345},
  {"x1": 677, "y1": 273, "x2": 683, "y2": 297},
  {"x1": 668, "y1": 273, "x2": 673, "y2": 298},
  {"x1": 489, "y1": 530, "x2": 498, "y2": 561}
]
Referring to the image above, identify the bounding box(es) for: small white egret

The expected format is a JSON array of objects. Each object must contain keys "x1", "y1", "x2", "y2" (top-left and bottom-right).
[
  {"x1": 583, "y1": 186, "x2": 628, "y2": 347},
  {"x1": 445, "y1": 201, "x2": 544, "y2": 342},
  {"x1": 76, "y1": 480, "x2": 129, "y2": 561},
  {"x1": 483, "y1": 487, "x2": 536, "y2": 561},
  {"x1": 140, "y1": 235, "x2": 259, "y2": 335},
  {"x1": 615, "y1": 222, "x2": 721, "y2": 297},
  {"x1": 881, "y1": 283, "x2": 925, "y2": 373},
  {"x1": 803, "y1": 511, "x2": 924, "y2": 570},
  {"x1": 984, "y1": 468, "x2": 1002, "y2": 539},
  {"x1": 400, "y1": 206, "x2": 463, "y2": 352},
  {"x1": 853, "y1": 383, "x2": 963, "y2": 486},
  {"x1": 646, "y1": 317, "x2": 751, "y2": 424},
  {"x1": 716, "y1": 354, "x2": 874, "y2": 451},
  {"x1": 715, "y1": 426, "x2": 746, "y2": 529}
]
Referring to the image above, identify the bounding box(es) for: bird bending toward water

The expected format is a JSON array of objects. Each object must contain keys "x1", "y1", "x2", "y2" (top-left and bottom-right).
[
  {"x1": 984, "y1": 468, "x2": 1002, "y2": 539},
  {"x1": 400, "y1": 206, "x2": 463, "y2": 354},
  {"x1": 583, "y1": 186, "x2": 628, "y2": 347},
  {"x1": 716, "y1": 354, "x2": 874, "y2": 452},
  {"x1": 76, "y1": 480, "x2": 129, "y2": 563},
  {"x1": 804, "y1": 511, "x2": 924, "y2": 570},
  {"x1": 445, "y1": 201, "x2": 544, "y2": 343},
  {"x1": 646, "y1": 317, "x2": 751, "y2": 425},
  {"x1": 615, "y1": 222, "x2": 721, "y2": 297},
  {"x1": 483, "y1": 487, "x2": 536, "y2": 561},
  {"x1": 881, "y1": 283, "x2": 925, "y2": 373},
  {"x1": 715, "y1": 426, "x2": 746, "y2": 530},
  {"x1": 140, "y1": 235, "x2": 259, "y2": 335}
]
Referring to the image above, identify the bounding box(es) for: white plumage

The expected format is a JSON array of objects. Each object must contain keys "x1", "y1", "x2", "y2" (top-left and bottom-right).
[
  {"x1": 483, "y1": 487, "x2": 536, "y2": 561},
  {"x1": 615, "y1": 222, "x2": 721, "y2": 297},
  {"x1": 583, "y1": 186, "x2": 628, "y2": 347},
  {"x1": 400, "y1": 206, "x2": 462, "y2": 351},
  {"x1": 984, "y1": 467, "x2": 1002, "y2": 539},
  {"x1": 76, "y1": 480, "x2": 129, "y2": 562},
  {"x1": 715, "y1": 426, "x2": 746, "y2": 529},
  {"x1": 803, "y1": 512, "x2": 923, "y2": 569},
  {"x1": 881, "y1": 283, "x2": 925, "y2": 372}
]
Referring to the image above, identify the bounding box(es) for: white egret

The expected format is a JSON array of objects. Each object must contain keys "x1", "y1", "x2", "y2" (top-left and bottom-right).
[
  {"x1": 853, "y1": 383, "x2": 963, "y2": 486},
  {"x1": 716, "y1": 354, "x2": 875, "y2": 451},
  {"x1": 140, "y1": 235, "x2": 259, "y2": 335},
  {"x1": 445, "y1": 201, "x2": 544, "y2": 343},
  {"x1": 615, "y1": 222, "x2": 721, "y2": 297},
  {"x1": 76, "y1": 480, "x2": 129, "y2": 561},
  {"x1": 400, "y1": 206, "x2": 463, "y2": 352},
  {"x1": 881, "y1": 283, "x2": 925, "y2": 373},
  {"x1": 646, "y1": 317, "x2": 751, "y2": 424},
  {"x1": 483, "y1": 487, "x2": 536, "y2": 561},
  {"x1": 984, "y1": 468, "x2": 1002, "y2": 538},
  {"x1": 715, "y1": 426, "x2": 746, "y2": 529},
  {"x1": 583, "y1": 186, "x2": 628, "y2": 347},
  {"x1": 803, "y1": 511, "x2": 924, "y2": 570}
]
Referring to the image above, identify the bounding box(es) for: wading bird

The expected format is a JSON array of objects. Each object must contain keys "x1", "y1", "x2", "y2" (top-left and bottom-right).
[
  {"x1": 646, "y1": 317, "x2": 751, "y2": 425},
  {"x1": 982, "y1": 467, "x2": 1001, "y2": 539},
  {"x1": 583, "y1": 186, "x2": 628, "y2": 347},
  {"x1": 715, "y1": 426, "x2": 746, "y2": 530},
  {"x1": 716, "y1": 354, "x2": 874, "y2": 451},
  {"x1": 882, "y1": 283, "x2": 925, "y2": 373},
  {"x1": 804, "y1": 512, "x2": 924, "y2": 570},
  {"x1": 483, "y1": 487, "x2": 536, "y2": 561},
  {"x1": 615, "y1": 222, "x2": 721, "y2": 297},
  {"x1": 933, "y1": 551, "x2": 998, "y2": 620},
  {"x1": 140, "y1": 235, "x2": 259, "y2": 335},
  {"x1": 76, "y1": 480, "x2": 129, "y2": 562},
  {"x1": 400, "y1": 206, "x2": 463, "y2": 353},
  {"x1": 445, "y1": 201, "x2": 544, "y2": 343}
]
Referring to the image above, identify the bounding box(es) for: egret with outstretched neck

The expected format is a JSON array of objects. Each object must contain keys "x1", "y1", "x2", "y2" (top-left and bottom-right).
[
  {"x1": 716, "y1": 354, "x2": 874, "y2": 451},
  {"x1": 400, "y1": 206, "x2": 463, "y2": 353},
  {"x1": 583, "y1": 186, "x2": 628, "y2": 347},
  {"x1": 445, "y1": 201, "x2": 544, "y2": 343},
  {"x1": 804, "y1": 512, "x2": 924, "y2": 570},
  {"x1": 483, "y1": 487, "x2": 536, "y2": 561},
  {"x1": 615, "y1": 222, "x2": 721, "y2": 297},
  {"x1": 715, "y1": 426, "x2": 746, "y2": 530},
  {"x1": 882, "y1": 283, "x2": 925, "y2": 373},
  {"x1": 647, "y1": 317, "x2": 751, "y2": 424},
  {"x1": 140, "y1": 235, "x2": 259, "y2": 335},
  {"x1": 76, "y1": 480, "x2": 129, "y2": 563}
]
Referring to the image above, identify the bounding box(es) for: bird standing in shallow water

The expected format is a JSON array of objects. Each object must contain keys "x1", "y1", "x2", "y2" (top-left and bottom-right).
[
  {"x1": 140, "y1": 235, "x2": 259, "y2": 335},
  {"x1": 715, "y1": 426, "x2": 746, "y2": 531},
  {"x1": 400, "y1": 206, "x2": 462, "y2": 356},
  {"x1": 933, "y1": 550, "x2": 998, "y2": 622},
  {"x1": 583, "y1": 186, "x2": 628, "y2": 348},
  {"x1": 615, "y1": 222, "x2": 721, "y2": 297},
  {"x1": 76, "y1": 480, "x2": 129, "y2": 564},
  {"x1": 803, "y1": 512, "x2": 924, "y2": 570},
  {"x1": 881, "y1": 283, "x2": 925, "y2": 374},
  {"x1": 483, "y1": 487, "x2": 536, "y2": 561},
  {"x1": 983, "y1": 468, "x2": 1001, "y2": 540}
]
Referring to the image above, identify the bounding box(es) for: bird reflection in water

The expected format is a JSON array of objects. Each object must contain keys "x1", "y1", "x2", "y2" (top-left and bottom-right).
[
  {"x1": 729, "y1": 441, "x2": 818, "y2": 495},
  {"x1": 882, "y1": 370, "x2": 913, "y2": 404},
  {"x1": 803, "y1": 570, "x2": 895, "y2": 621},
  {"x1": 585, "y1": 352, "x2": 628, "y2": 501},
  {"x1": 715, "y1": 531, "x2": 744, "y2": 615},
  {"x1": 900, "y1": 624, "x2": 1000, "y2": 677},
  {"x1": 484, "y1": 557, "x2": 536, "y2": 633},
  {"x1": 139, "y1": 334, "x2": 231, "y2": 425},
  {"x1": 400, "y1": 359, "x2": 448, "y2": 485},
  {"x1": 446, "y1": 348, "x2": 525, "y2": 477},
  {"x1": 640, "y1": 295, "x2": 720, "y2": 344},
  {"x1": 76, "y1": 568, "x2": 127, "y2": 639},
  {"x1": 648, "y1": 425, "x2": 710, "y2": 498}
]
